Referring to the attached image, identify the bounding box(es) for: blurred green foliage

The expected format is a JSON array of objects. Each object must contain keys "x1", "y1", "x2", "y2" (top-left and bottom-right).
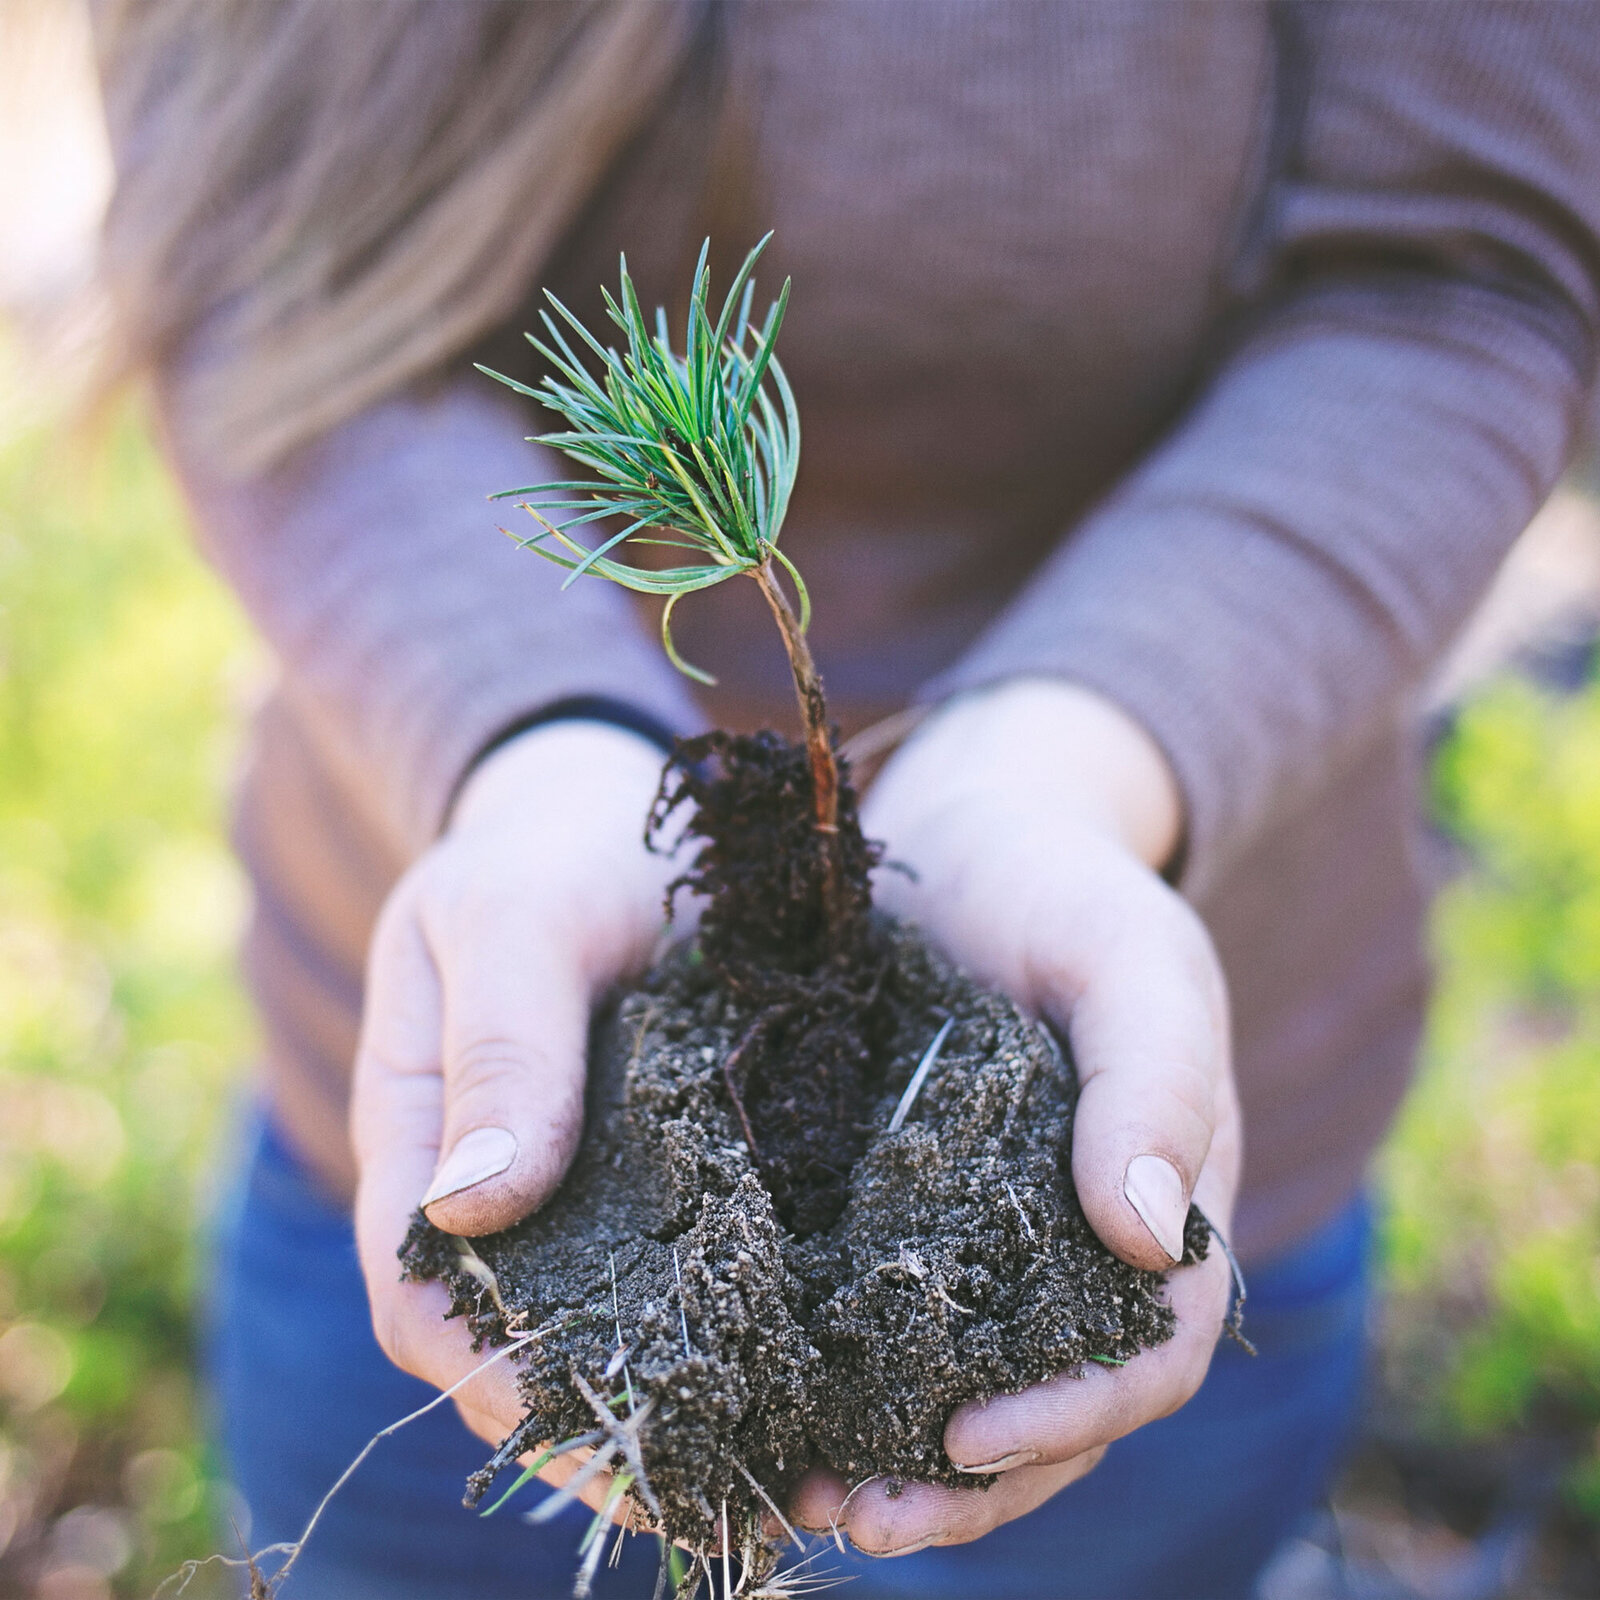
[
  {"x1": 3, "y1": 315, "x2": 1600, "y2": 1598},
  {"x1": 0, "y1": 333, "x2": 258, "y2": 1597},
  {"x1": 1383, "y1": 668, "x2": 1600, "y2": 1521}
]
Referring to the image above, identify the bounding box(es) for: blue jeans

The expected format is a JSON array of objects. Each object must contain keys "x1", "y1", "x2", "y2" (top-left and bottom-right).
[{"x1": 207, "y1": 1116, "x2": 1371, "y2": 1600}]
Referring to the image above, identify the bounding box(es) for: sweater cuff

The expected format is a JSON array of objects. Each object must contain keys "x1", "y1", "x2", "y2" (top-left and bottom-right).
[{"x1": 443, "y1": 694, "x2": 687, "y2": 826}]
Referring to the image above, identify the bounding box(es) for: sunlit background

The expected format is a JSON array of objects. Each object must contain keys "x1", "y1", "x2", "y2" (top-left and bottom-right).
[{"x1": 1, "y1": 4, "x2": 1598, "y2": 1597}]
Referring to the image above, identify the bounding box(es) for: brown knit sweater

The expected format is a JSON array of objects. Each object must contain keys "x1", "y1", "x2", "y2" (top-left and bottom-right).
[{"x1": 146, "y1": 1, "x2": 1600, "y2": 1262}]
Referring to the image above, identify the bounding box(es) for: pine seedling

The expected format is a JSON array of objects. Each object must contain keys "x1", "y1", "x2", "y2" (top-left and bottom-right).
[{"x1": 479, "y1": 235, "x2": 846, "y2": 931}]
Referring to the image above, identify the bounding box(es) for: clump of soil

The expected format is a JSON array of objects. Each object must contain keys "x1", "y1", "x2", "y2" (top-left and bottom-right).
[
  {"x1": 650, "y1": 730, "x2": 887, "y2": 1236},
  {"x1": 402, "y1": 732, "x2": 1208, "y2": 1571}
]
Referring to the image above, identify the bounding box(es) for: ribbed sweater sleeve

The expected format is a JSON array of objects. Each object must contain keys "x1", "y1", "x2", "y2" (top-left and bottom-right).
[
  {"x1": 161, "y1": 381, "x2": 704, "y2": 858},
  {"x1": 928, "y1": 2, "x2": 1600, "y2": 901}
]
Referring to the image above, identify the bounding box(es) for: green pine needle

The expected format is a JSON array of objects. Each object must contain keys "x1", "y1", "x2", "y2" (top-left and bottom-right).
[{"x1": 480, "y1": 235, "x2": 804, "y2": 685}]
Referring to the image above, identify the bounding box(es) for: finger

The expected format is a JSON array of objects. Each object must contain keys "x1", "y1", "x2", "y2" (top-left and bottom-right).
[
  {"x1": 351, "y1": 891, "x2": 462, "y2": 1382},
  {"x1": 1033, "y1": 878, "x2": 1234, "y2": 1269},
  {"x1": 792, "y1": 1452, "x2": 1106, "y2": 1557},
  {"x1": 943, "y1": 1247, "x2": 1231, "y2": 1471},
  {"x1": 418, "y1": 873, "x2": 592, "y2": 1236},
  {"x1": 350, "y1": 893, "x2": 539, "y2": 1428}
]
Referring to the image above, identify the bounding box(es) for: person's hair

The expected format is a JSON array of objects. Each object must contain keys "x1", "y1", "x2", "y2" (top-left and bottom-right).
[{"x1": 93, "y1": 0, "x2": 699, "y2": 475}]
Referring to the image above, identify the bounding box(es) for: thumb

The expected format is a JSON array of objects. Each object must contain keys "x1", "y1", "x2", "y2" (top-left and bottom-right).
[
  {"x1": 1040, "y1": 878, "x2": 1235, "y2": 1271},
  {"x1": 418, "y1": 890, "x2": 592, "y2": 1238}
]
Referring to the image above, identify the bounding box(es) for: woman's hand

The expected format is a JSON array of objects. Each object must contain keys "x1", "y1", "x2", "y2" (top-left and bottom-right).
[
  {"x1": 793, "y1": 677, "x2": 1241, "y2": 1555},
  {"x1": 349, "y1": 720, "x2": 676, "y2": 1481}
]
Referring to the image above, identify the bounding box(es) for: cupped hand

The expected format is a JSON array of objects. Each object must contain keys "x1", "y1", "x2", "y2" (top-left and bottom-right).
[
  {"x1": 793, "y1": 678, "x2": 1241, "y2": 1556},
  {"x1": 349, "y1": 720, "x2": 678, "y2": 1493}
]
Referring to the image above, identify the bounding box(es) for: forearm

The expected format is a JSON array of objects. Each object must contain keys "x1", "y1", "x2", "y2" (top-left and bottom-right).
[
  {"x1": 929, "y1": 281, "x2": 1582, "y2": 898},
  {"x1": 927, "y1": 3, "x2": 1600, "y2": 901}
]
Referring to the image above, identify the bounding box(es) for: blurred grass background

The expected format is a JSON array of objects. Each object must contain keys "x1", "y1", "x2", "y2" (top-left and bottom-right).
[
  {"x1": 3, "y1": 3, "x2": 1600, "y2": 1597},
  {"x1": 1, "y1": 327, "x2": 1599, "y2": 1600},
  {"x1": 0, "y1": 334, "x2": 259, "y2": 1599}
]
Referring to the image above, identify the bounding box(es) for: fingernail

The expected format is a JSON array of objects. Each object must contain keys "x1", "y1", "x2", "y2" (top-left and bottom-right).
[
  {"x1": 422, "y1": 1126, "x2": 518, "y2": 1210},
  {"x1": 876, "y1": 1534, "x2": 943, "y2": 1558},
  {"x1": 1124, "y1": 1153, "x2": 1187, "y2": 1263},
  {"x1": 952, "y1": 1448, "x2": 1040, "y2": 1474}
]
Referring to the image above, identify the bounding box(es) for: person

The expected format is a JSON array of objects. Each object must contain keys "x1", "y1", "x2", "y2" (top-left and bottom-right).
[{"x1": 92, "y1": 3, "x2": 1600, "y2": 1597}]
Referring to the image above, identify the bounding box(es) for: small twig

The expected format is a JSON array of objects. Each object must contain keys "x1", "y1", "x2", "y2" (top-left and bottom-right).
[
  {"x1": 722, "y1": 1500, "x2": 733, "y2": 1600},
  {"x1": 888, "y1": 1016, "x2": 954, "y2": 1133}
]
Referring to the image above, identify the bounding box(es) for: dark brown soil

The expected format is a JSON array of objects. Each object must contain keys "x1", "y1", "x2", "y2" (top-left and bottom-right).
[
  {"x1": 401, "y1": 731, "x2": 1209, "y2": 1572},
  {"x1": 648, "y1": 730, "x2": 887, "y2": 1236}
]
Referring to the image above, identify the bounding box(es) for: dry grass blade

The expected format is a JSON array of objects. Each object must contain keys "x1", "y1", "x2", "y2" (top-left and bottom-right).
[
  {"x1": 574, "y1": 1472, "x2": 635, "y2": 1599},
  {"x1": 733, "y1": 1456, "x2": 804, "y2": 1552},
  {"x1": 528, "y1": 1371, "x2": 664, "y2": 1528},
  {"x1": 888, "y1": 1016, "x2": 954, "y2": 1133},
  {"x1": 674, "y1": 1245, "x2": 694, "y2": 1357},
  {"x1": 610, "y1": 1250, "x2": 637, "y2": 1412},
  {"x1": 745, "y1": 1545, "x2": 850, "y2": 1599},
  {"x1": 1004, "y1": 1180, "x2": 1037, "y2": 1241},
  {"x1": 527, "y1": 1438, "x2": 624, "y2": 1526}
]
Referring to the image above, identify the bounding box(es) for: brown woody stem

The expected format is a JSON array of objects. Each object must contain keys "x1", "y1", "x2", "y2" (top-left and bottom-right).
[{"x1": 753, "y1": 558, "x2": 843, "y2": 940}]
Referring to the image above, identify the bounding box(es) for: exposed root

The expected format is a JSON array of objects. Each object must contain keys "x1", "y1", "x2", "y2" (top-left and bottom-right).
[
  {"x1": 154, "y1": 1323, "x2": 557, "y2": 1597},
  {"x1": 152, "y1": 1545, "x2": 293, "y2": 1599},
  {"x1": 1194, "y1": 1204, "x2": 1256, "y2": 1355}
]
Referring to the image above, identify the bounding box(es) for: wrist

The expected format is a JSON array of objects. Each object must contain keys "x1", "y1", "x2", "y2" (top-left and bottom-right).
[
  {"x1": 447, "y1": 698, "x2": 680, "y2": 830},
  {"x1": 886, "y1": 679, "x2": 1183, "y2": 872},
  {"x1": 451, "y1": 719, "x2": 670, "y2": 839}
]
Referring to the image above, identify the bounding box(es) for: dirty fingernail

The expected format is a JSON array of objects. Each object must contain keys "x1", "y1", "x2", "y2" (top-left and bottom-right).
[
  {"x1": 953, "y1": 1448, "x2": 1039, "y2": 1474},
  {"x1": 422, "y1": 1126, "x2": 518, "y2": 1210},
  {"x1": 1124, "y1": 1153, "x2": 1187, "y2": 1263}
]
